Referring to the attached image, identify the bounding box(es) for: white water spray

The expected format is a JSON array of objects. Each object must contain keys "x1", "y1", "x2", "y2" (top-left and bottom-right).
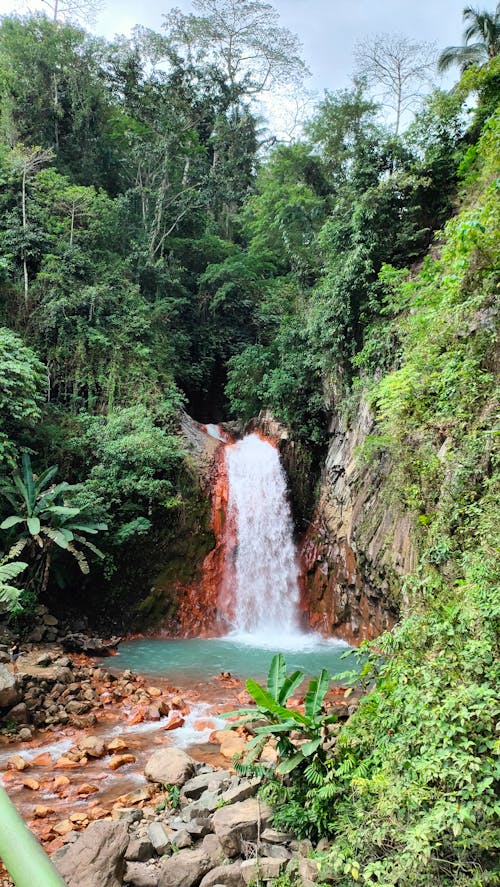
[{"x1": 224, "y1": 434, "x2": 304, "y2": 645}]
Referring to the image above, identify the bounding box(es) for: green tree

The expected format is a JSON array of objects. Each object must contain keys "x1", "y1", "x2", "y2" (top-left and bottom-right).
[
  {"x1": 0, "y1": 327, "x2": 45, "y2": 469},
  {"x1": 438, "y1": 4, "x2": 500, "y2": 72}
]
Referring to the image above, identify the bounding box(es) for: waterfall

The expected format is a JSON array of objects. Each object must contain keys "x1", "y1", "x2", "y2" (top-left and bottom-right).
[{"x1": 223, "y1": 434, "x2": 303, "y2": 645}]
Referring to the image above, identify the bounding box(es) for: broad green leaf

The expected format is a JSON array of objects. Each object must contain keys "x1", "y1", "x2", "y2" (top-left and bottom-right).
[
  {"x1": 47, "y1": 506, "x2": 80, "y2": 517},
  {"x1": 0, "y1": 515, "x2": 24, "y2": 529},
  {"x1": 42, "y1": 527, "x2": 69, "y2": 549},
  {"x1": 21, "y1": 453, "x2": 35, "y2": 510},
  {"x1": 36, "y1": 465, "x2": 58, "y2": 491},
  {"x1": 246, "y1": 679, "x2": 308, "y2": 724},
  {"x1": 267, "y1": 653, "x2": 287, "y2": 701},
  {"x1": 278, "y1": 669, "x2": 304, "y2": 705},
  {"x1": 27, "y1": 516, "x2": 40, "y2": 535},
  {"x1": 300, "y1": 737, "x2": 322, "y2": 756},
  {"x1": 0, "y1": 561, "x2": 27, "y2": 582},
  {"x1": 276, "y1": 752, "x2": 305, "y2": 774},
  {"x1": 305, "y1": 669, "x2": 330, "y2": 720}
]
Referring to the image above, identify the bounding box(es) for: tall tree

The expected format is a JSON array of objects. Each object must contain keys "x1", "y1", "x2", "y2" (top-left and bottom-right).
[
  {"x1": 163, "y1": 0, "x2": 307, "y2": 100},
  {"x1": 354, "y1": 34, "x2": 436, "y2": 135},
  {"x1": 438, "y1": 3, "x2": 500, "y2": 72}
]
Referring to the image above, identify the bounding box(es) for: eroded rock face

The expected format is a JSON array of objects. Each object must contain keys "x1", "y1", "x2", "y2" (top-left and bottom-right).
[
  {"x1": 300, "y1": 399, "x2": 415, "y2": 641},
  {"x1": 53, "y1": 820, "x2": 129, "y2": 887},
  {"x1": 145, "y1": 747, "x2": 197, "y2": 786}
]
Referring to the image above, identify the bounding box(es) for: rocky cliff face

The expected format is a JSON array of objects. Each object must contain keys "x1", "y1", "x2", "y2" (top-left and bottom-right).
[{"x1": 300, "y1": 399, "x2": 416, "y2": 643}]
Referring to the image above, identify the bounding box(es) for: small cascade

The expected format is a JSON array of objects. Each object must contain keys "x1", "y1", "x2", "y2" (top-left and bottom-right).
[{"x1": 222, "y1": 434, "x2": 303, "y2": 645}]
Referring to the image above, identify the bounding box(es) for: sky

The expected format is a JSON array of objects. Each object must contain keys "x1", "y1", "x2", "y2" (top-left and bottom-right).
[{"x1": 2, "y1": 0, "x2": 468, "y2": 131}]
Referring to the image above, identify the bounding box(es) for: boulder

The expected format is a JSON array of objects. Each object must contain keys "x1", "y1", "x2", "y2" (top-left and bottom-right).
[
  {"x1": 124, "y1": 861, "x2": 159, "y2": 886},
  {"x1": 199, "y1": 864, "x2": 244, "y2": 887},
  {"x1": 157, "y1": 846, "x2": 213, "y2": 887},
  {"x1": 220, "y1": 778, "x2": 261, "y2": 806},
  {"x1": 148, "y1": 822, "x2": 172, "y2": 855},
  {"x1": 0, "y1": 664, "x2": 20, "y2": 709},
  {"x1": 53, "y1": 820, "x2": 129, "y2": 887},
  {"x1": 126, "y1": 837, "x2": 154, "y2": 862},
  {"x1": 241, "y1": 858, "x2": 285, "y2": 883},
  {"x1": 212, "y1": 799, "x2": 273, "y2": 858},
  {"x1": 78, "y1": 735, "x2": 106, "y2": 758},
  {"x1": 60, "y1": 633, "x2": 121, "y2": 656},
  {"x1": 145, "y1": 748, "x2": 196, "y2": 786},
  {"x1": 182, "y1": 771, "x2": 231, "y2": 801}
]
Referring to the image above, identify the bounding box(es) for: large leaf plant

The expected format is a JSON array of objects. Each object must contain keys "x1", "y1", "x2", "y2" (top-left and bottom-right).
[
  {"x1": 0, "y1": 453, "x2": 107, "y2": 601},
  {"x1": 225, "y1": 653, "x2": 338, "y2": 775}
]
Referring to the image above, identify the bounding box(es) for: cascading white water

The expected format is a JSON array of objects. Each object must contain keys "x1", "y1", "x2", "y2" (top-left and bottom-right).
[{"x1": 224, "y1": 434, "x2": 303, "y2": 645}]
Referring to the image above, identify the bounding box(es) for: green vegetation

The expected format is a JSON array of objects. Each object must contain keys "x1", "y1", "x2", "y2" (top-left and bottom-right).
[{"x1": 0, "y1": 3, "x2": 498, "y2": 881}]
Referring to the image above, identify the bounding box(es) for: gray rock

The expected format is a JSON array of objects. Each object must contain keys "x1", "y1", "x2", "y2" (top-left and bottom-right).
[
  {"x1": 172, "y1": 830, "x2": 193, "y2": 850},
  {"x1": 220, "y1": 778, "x2": 261, "y2": 806},
  {"x1": 261, "y1": 828, "x2": 293, "y2": 844},
  {"x1": 183, "y1": 771, "x2": 231, "y2": 801},
  {"x1": 241, "y1": 858, "x2": 286, "y2": 884},
  {"x1": 124, "y1": 861, "x2": 159, "y2": 887},
  {"x1": 148, "y1": 823, "x2": 172, "y2": 855},
  {"x1": 6, "y1": 702, "x2": 28, "y2": 724},
  {"x1": 0, "y1": 664, "x2": 20, "y2": 709},
  {"x1": 126, "y1": 837, "x2": 155, "y2": 862},
  {"x1": 199, "y1": 863, "x2": 244, "y2": 887},
  {"x1": 18, "y1": 727, "x2": 32, "y2": 741},
  {"x1": 183, "y1": 791, "x2": 220, "y2": 820},
  {"x1": 157, "y1": 846, "x2": 212, "y2": 887},
  {"x1": 145, "y1": 748, "x2": 196, "y2": 787},
  {"x1": 298, "y1": 858, "x2": 320, "y2": 883},
  {"x1": 54, "y1": 820, "x2": 129, "y2": 887},
  {"x1": 212, "y1": 799, "x2": 273, "y2": 858},
  {"x1": 260, "y1": 844, "x2": 291, "y2": 860},
  {"x1": 182, "y1": 819, "x2": 214, "y2": 838}
]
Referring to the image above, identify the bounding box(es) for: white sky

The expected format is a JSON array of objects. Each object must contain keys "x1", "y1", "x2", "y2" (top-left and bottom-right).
[{"x1": 1, "y1": 0, "x2": 467, "y2": 133}]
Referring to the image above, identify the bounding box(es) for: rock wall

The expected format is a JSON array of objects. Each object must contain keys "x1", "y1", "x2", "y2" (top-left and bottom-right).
[{"x1": 300, "y1": 399, "x2": 417, "y2": 643}]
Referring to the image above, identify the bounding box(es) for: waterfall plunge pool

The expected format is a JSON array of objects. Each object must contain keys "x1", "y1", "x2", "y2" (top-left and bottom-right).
[{"x1": 110, "y1": 635, "x2": 353, "y2": 691}]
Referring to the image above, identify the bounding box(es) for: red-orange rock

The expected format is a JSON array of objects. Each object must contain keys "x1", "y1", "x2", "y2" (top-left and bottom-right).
[
  {"x1": 162, "y1": 713, "x2": 185, "y2": 731},
  {"x1": 107, "y1": 737, "x2": 127, "y2": 752},
  {"x1": 54, "y1": 756, "x2": 85, "y2": 769},
  {"x1": 7, "y1": 755, "x2": 28, "y2": 771},
  {"x1": 53, "y1": 819, "x2": 75, "y2": 836},
  {"x1": 108, "y1": 754, "x2": 136, "y2": 770},
  {"x1": 76, "y1": 783, "x2": 99, "y2": 796},
  {"x1": 147, "y1": 686, "x2": 162, "y2": 697},
  {"x1": 34, "y1": 805, "x2": 55, "y2": 818},
  {"x1": 53, "y1": 775, "x2": 71, "y2": 791},
  {"x1": 31, "y1": 753, "x2": 52, "y2": 767},
  {"x1": 21, "y1": 777, "x2": 40, "y2": 791}
]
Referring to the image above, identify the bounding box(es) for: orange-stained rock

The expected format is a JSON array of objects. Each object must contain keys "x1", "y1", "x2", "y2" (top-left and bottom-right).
[
  {"x1": 162, "y1": 713, "x2": 185, "y2": 731},
  {"x1": 107, "y1": 737, "x2": 127, "y2": 752},
  {"x1": 34, "y1": 805, "x2": 55, "y2": 818},
  {"x1": 158, "y1": 700, "x2": 170, "y2": 716},
  {"x1": 21, "y1": 777, "x2": 40, "y2": 791},
  {"x1": 31, "y1": 753, "x2": 52, "y2": 767},
  {"x1": 216, "y1": 730, "x2": 247, "y2": 759},
  {"x1": 146, "y1": 705, "x2": 161, "y2": 721},
  {"x1": 53, "y1": 775, "x2": 71, "y2": 790},
  {"x1": 69, "y1": 811, "x2": 88, "y2": 824},
  {"x1": 128, "y1": 706, "x2": 146, "y2": 725},
  {"x1": 87, "y1": 805, "x2": 108, "y2": 820},
  {"x1": 44, "y1": 837, "x2": 65, "y2": 854},
  {"x1": 7, "y1": 755, "x2": 28, "y2": 771},
  {"x1": 193, "y1": 720, "x2": 216, "y2": 731},
  {"x1": 76, "y1": 783, "x2": 99, "y2": 796},
  {"x1": 54, "y1": 756, "x2": 86, "y2": 769},
  {"x1": 108, "y1": 754, "x2": 136, "y2": 770},
  {"x1": 53, "y1": 819, "x2": 75, "y2": 836},
  {"x1": 146, "y1": 687, "x2": 162, "y2": 697}
]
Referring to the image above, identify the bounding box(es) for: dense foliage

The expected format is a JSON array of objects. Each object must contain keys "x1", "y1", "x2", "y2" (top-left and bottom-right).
[{"x1": 0, "y1": 5, "x2": 498, "y2": 882}]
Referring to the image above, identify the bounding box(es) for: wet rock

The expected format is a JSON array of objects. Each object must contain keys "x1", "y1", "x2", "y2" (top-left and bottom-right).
[
  {"x1": 78, "y1": 735, "x2": 106, "y2": 758},
  {"x1": 145, "y1": 748, "x2": 196, "y2": 786},
  {"x1": 54, "y1": 820, "x2": 129, "y2": 887},
  {"x1": 157, "y1": 845, "x2": 213, "y2": 887},
  {"x1": 241, "y1": 858, "x2": 285, "y2": 883},
  {"x1": 7, "y1": 754, "x2": 28, "y2": 771},
  {"x1": 60, "y1": 633, "x2": 121, "y2": 656},
  {"x1": 199, "y1": 863, "x2": 245, "y2": 887},
  {"x1": 0, "y1": 663, "x2": 20, "y2": 708},
  {"x1": 109, "y1": 754, "x2": 136, "y2": 770},
  {"x1": 124, "y1": 861, "x2": 159, "y2": 887},
  {"x1": 212, "y1": 799, "x2": 273, "y2": 858}
]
